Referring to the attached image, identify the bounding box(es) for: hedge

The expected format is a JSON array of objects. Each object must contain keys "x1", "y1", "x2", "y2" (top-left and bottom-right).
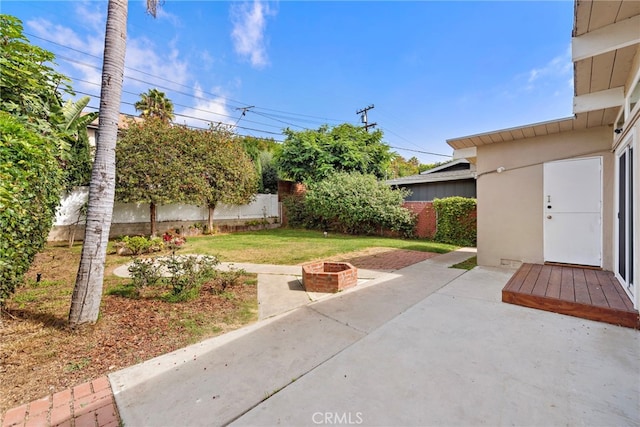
[
  {"x1": 284, "y1": 172, "x2": 416, "y2": 237},
  {"x1": 433, "y1": 196, "x2": 477, "y2": 246},
  {"x1": 0, "y1": 112, "x2": 62, "y2": 304}
]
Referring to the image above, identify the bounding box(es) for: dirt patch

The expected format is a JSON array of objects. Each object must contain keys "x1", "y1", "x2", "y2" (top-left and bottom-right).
[
  {"x1": 0, "y1": 245, "x2": 257, "y2": 413},
  {"x1": 1, "y1": 244, "x2": 439, "y2": 413}
]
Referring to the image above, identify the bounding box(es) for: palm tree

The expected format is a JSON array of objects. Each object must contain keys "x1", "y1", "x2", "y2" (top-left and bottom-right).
[
  {"x1": 134, "y1": 88, "x2": 175, "y2": 122},
  {"x1": 69, "y1": 0, "x2": 158, "y2": 327}
]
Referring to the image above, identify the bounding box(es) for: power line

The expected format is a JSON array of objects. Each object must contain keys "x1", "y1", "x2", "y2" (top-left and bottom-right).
[
  {"x1": 28, "y1": 31, "x2": 446, "y2": 157},
  {"x1": 73, "y1": 78, "x2": 284, "y2": 130},
  {"x1": 26, "y1": 31, "x2": 252, "y2": 111},
  {"x1": 388, "y1": 146, "x2": 451, "y2": 158}
]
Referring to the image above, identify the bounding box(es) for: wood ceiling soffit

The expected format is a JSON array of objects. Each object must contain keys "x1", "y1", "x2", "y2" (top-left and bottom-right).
[
  {"x1": 611, "y1": 45, "x2": 639, "y2": 87},
  {"x1": 500, "y1": 131, "x2": 514, "y2": 142},
  {"x1": 522, "y1": 127, "x2": 536, "y2": 138},
  {"x1": 590, "y1": 51, "x2": 617, "y2": 92},
  {"x1": 511, "y1": 128, "x2": 525, "y2": 140},
  {"x1": 618, "y1": 0, "x2": 640, "y2": 21},
  {"x1": 489, "y1": 133, "x2": 504, "y2": 143},
  {"x1": 587, "y1": 109, "x2": 605, "y2": 127},
  {"x1": 574, "y1": 58, "x2": 593, "y2": 96},
  {"x1": 532, "y1": 124, "x2": 548, "y2": 136},
  {"x1": 547, "y1": 121, "x2": 561, "y2": 134},
  {"x1": 559, "y1": 119, "x2": 575, "y2": 132},
  {"x1": 453, "y1": 139, "x2": 470, "y2": 149},
  {"x1": 588, "y1": 0, "x2": 622, "y2": 32},
  {"x1": 574, "y1": 112, "x2": 589, "y2": 129},
  {"x1": 479, "y1": 135, "x2": 493, "y2": 145},
  {"x1": 574, "y1": 0, "x2": 592, "y2": 37},
  {"x1": 602, "y1": 107, "x2": 619, "y2": 125}
]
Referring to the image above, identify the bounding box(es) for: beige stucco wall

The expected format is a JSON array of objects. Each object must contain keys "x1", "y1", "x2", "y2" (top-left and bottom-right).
[{"x1": 476, "y1": 126, "x2": 614, "y2": 269}]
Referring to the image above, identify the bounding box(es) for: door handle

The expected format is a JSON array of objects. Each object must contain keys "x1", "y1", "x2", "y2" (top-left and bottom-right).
[{"x1": 547, "y1": 215, "x2": 552, "y2": 219}]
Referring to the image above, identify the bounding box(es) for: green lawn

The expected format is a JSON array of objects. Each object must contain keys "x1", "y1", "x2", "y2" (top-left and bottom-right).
[{"x1": 184, "y1": 228, "x2": 457, "y2": 264}]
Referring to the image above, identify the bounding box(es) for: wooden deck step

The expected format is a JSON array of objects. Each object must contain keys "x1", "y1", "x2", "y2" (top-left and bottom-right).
[{"x1": 502, "y1": 263, "x2": 639, "y2": 329}]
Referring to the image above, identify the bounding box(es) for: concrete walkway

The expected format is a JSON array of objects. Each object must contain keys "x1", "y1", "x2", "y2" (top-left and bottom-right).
[
  {"x1": 107, "y1": 249, "x2": 639, "y2": 426},
  {"x1": 4, "y1": 249, "x2": 638, "y2": 426},
  {"x1": 216, "y1": 262, "x2": 391, "y2": 320}
]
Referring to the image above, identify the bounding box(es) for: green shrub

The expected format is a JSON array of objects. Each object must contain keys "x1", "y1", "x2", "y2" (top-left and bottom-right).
[
  {"x1": 127, "y1": 257, "x2": 163, "y2": 297},
  {"x1": 282, "y1": 195, "x2": 314, "y2": 229},
  {"x1": 119, "y1": 255, "x2": 221, "y2": 302},
  {"x1": 209, "y1": 266, "x2": 248, "y2": 294},
  {"x1": 433, "y1": 197, "x2": 477, "y2": 246},
  {"x1": 117, "y1": 235, "x2": 164, "y2": 255},
  {"x1": 0, "y1": 113, "x2": 62, "y2": 305},
  {"x1": 298, "y1": 172, "x2": 416, "y2": 237},
  {"x1": 160, "y1": 255, "x2": 219, "y2": 302}
]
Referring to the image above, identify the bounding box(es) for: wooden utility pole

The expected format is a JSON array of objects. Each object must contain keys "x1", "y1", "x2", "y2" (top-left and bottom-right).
[{"x1": 356, "y1": 104, "x2": 377, "y2": 132}]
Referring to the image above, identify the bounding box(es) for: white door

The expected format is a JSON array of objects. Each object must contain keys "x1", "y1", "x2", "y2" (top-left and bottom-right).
[{"x1": 543, "y1": 157, "x2": 602, "y2": 266}]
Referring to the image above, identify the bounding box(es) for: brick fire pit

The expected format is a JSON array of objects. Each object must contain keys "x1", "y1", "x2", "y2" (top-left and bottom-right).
[{"x1": 302, "y1": 261, "x2": 358, "y2": 293}]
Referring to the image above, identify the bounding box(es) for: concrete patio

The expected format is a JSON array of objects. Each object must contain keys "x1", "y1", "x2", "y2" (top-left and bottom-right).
[
  {"x1": 4, "y1": 249, "x2": 638, "y2": 426},
  {"x1": 109, "y1": 251, "x2": 639, "y2": 426}
]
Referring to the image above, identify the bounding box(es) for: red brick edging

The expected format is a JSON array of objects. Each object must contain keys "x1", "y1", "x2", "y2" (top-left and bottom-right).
[{"x1": 1, "y1": 377, "x2": 119, "y2": 427}]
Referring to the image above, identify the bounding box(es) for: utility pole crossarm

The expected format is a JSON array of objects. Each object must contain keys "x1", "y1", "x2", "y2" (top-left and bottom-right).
[
  {"x1": 234, "y1": 106, "x2": 254, "y2": 126},
  {"x1": 356, "y1": 104, "x2": 376, "y2": 132}
]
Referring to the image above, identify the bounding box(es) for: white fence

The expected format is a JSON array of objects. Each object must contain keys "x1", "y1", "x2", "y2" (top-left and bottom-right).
[{"x1": 49, "y1": 187, "x2": 280, "y2": 241}]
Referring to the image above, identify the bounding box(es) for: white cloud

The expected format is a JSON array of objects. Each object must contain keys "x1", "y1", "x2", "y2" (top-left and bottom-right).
[
  {"x1": 74, "y1": 1, "x2": 106, "y2": 33},
  {"x1": 175, "y1": 84, "x2": 234, "y2": 128},
  {"x1": 230, "y1": 1, "x2": 275, "y2": 69},
  {"x1": 26, "y1": 18, "x2": 104, "y2": 92},
  {"x1": 524, "y1": 44, "x2": 572, "y2": 91},
  {"x1": 199, "y1": 50, "x2": 215, "y2": 72},
  {"x1": 125, "y1": 37, "x2": 191, "y2": 91}
]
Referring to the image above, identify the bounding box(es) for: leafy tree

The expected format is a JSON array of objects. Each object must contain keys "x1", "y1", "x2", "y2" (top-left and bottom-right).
[
  {"x1": 288, "y1": 172, "x2": 415, "y2": 236},
  {"x1": 70, "y1": 0, "x2": 160, "y2": 327},
  {"x1": 1, "y1": 16, "x2": 97, "y2": 189},
  {"x1": 419, "y1": 161, "x2": 448, "y2": 173},
  {"x1": 134, "y1": 88, "x2": 175, "y2": 122},
  {"x1": 115, "y1": 121, "x2": 258, "y2": 235},
  {"x1": 275, "y1": 123, "x2": 393, "y2": 183},
  {"x1": 195, "y1": 126, "x2": 259, "y2": 232},
  {"x1": 0, "y1": 14, "x2": 72, "y2": 152},
  {"x1": 258, "y1": 151, "x2": 279, "y2": 194},
  {"x1": 0, "y1": 113, "x2": 62, "y2": 305},
  {"x1": 0, "y1": 16, "x2": 92, "y2": 304},
  {"x1": 115, "y1": 118, "x2": 204, "y2": 236},
  {"x1": 59, "y1": 97, "x2": 98, "y2": 189},
  {"x1": 240, "y1": 135, "x2": 279, "y2": 153},
  {"x1": 240, "y1": 136, "x2": 280, "y2": 193},
  {"x1": 389, "y1": 155, "x2": 420, "y2": 178}
]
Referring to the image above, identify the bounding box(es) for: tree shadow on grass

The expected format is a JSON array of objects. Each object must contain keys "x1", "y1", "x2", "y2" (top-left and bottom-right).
[{"x1": 2, "y1": 306, "x2": 69, "y2": 331}]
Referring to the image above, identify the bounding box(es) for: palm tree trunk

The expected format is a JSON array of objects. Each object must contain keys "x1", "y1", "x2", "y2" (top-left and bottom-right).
[{"x1": 69, "y1": 0, "x2": 128, "y2": 327}]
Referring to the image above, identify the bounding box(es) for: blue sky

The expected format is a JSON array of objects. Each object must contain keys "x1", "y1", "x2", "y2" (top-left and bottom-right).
[{"x1": 3, "y1": 0, "x2": 575, "y2": 164}]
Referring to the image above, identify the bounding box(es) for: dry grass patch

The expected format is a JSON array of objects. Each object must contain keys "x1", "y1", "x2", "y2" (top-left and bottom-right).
[{"x1": 0, "y1": 243, "x2": 257, "y2": 412}]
